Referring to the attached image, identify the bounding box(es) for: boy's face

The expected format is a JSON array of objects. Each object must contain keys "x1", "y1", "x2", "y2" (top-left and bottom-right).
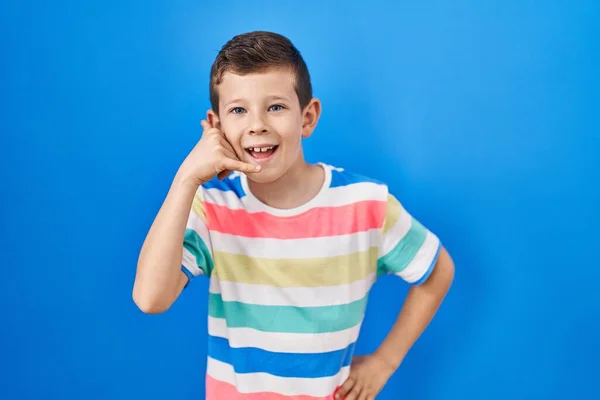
[{"x1": 208, "y1": 68, "x2": 320, "y2": 184}]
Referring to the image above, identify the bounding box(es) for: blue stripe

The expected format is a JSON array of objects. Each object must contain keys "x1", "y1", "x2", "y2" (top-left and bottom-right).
[
  {"x1": 414, "y1": 242, "x2": 442, "y2": 285},
  {"x1": 329, "y1": 167, "x2": 385, "y2": 188},
  {"x1": 207, "y1": 335, "x2": 356, "y2": 378},
  {"x1": 202, "y1": 174, "x2": 245, "y2": 198}
]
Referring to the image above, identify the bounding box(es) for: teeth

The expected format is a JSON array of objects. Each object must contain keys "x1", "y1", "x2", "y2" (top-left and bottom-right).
[{"x1": 250, "y1": 146, "x2": 274, "y2": 152}]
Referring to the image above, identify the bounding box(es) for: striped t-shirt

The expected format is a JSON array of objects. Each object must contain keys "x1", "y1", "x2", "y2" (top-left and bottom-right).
[{"x1": 181, "y1": 163, "x2": 441, "y2": 399}]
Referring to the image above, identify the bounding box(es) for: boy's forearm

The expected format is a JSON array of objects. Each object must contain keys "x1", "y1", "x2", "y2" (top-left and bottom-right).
[
  {"x1": 133, "y1": 174, "x2": 198, "y2": 313},
  {"x1": 374, "y1": 247, "x2": 455, "y2": 369}
]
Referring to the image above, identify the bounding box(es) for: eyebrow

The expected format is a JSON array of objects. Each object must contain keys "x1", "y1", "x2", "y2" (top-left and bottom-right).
[
  {"x1": 224, "y1": 98, "x2": 244, "y2": 108},
  {"x1": 266, "y1": 95, "x2": 290, "y2": 102}
]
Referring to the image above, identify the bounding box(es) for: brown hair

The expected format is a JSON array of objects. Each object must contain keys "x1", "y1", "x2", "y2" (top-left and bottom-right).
[{"x1": 209, "y1": 31, "x2": 313, "y2": 115}]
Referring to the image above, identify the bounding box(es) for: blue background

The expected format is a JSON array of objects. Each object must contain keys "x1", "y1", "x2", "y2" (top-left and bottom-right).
[{"x1": 1, "y1": 0, "x2": 599, "y2": 399}]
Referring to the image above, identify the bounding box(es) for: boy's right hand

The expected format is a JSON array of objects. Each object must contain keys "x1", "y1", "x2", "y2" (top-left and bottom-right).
[{"x1": 176, "y1": 120, "x2": 261, "y2": 186}]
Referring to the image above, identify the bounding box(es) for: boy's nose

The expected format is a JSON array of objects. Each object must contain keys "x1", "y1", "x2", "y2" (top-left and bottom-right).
[{"x1": 247, "y1": 114, "x2": 269, "y2": 135}]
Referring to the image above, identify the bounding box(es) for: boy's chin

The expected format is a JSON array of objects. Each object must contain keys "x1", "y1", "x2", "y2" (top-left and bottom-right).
[{"x1": 245, "y1": 166, "x2": 284, "y2": 184}]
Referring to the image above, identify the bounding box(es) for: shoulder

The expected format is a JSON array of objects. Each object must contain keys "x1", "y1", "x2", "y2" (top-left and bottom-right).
[
  {"x1": 191, "y1": 172, "x2": 248, "y2": 219},
  {"x1": 199, "y1": 171, "x2": 246, "y2": 203},
  {"x1": 323, "y1": 163, "x2": 390, "y2": 198},
  {"x1": 320, "y1": 163, "x2": 392, "y2": 230}
]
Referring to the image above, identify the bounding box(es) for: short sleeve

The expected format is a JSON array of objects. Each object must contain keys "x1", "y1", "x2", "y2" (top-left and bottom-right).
[
  {"x1": 377, "y1": 193, "x2": 441, "y2": 285},
  {"x1": 181, "y1": 188, "x2": 214, "y2": 285}
]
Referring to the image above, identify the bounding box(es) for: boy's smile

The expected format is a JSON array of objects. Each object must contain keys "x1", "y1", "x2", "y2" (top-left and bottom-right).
[{"x1": 244, "y1": 144, "x2": 279, "y2": 163}]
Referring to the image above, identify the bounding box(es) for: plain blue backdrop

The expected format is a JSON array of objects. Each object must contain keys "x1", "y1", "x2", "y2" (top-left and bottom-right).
[{"x1": 1, "y1": 0, "x2": 599, "y2": 399}]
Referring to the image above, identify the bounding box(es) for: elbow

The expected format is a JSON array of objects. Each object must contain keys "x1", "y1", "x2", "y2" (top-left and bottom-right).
[{"x1": 132, "y1": 286, "x2": 173, "y2": 314}]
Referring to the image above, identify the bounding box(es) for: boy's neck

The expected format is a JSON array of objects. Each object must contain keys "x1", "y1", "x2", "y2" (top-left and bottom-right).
[{"x1": 246, "y1": 158, "x2": 325, "y2": 210}]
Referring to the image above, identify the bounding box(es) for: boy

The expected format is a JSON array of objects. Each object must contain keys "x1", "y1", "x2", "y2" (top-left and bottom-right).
[{"x1": 133, "y1": 31, "x2": 454, "y2": 400}]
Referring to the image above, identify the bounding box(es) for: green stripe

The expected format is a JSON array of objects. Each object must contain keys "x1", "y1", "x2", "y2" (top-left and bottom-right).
[
  {"x1": 208, "y1": 293, "x2": 368, "y2": 333},
  {"x1": 377, "y1": 217, "x2": 427, "y2": 277},
  {"x1": 184, "y1": 228, "x2": 214, "y2": 277}
]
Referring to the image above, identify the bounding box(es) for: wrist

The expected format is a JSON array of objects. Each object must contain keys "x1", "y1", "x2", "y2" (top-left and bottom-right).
[
  {"x1": 374, "y1": 347, "x2": 404, "y2": 371},
  {"x1": 172, "y1": 171, "x2": 201, "y2": 194}
]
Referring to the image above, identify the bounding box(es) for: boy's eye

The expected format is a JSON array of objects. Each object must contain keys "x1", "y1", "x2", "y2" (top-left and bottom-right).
[
  {"x1": 230, "y1": 107, "x2": 246, "y2": 114},
  {"x1": 269, "y1": 104, "x2": 285, "y2": 112}
]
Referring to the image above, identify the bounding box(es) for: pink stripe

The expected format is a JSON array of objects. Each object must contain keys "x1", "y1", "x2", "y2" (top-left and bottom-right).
[
  {"x1": 205, "y1": 200, "x2": 386, "y2": 239},
  {"x1": 206, "y1": 374, "x2": 337, "y2": 400}
]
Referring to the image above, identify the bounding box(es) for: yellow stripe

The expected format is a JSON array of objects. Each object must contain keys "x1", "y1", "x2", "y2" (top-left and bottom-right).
[
  {"x1": 213, "y1": 247, "x2": 379, "y2": 287},
  {"x1": 192, "y1": 191, "x2": 207, "y2": 222},
  {"x1": 382, "y1": 194, "x2": 402, "y2": 234}
]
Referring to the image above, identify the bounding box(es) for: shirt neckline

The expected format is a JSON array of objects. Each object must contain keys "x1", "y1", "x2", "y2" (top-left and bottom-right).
[{"x1": 240, "y1": 162, "x2": 332, "y2": 217}]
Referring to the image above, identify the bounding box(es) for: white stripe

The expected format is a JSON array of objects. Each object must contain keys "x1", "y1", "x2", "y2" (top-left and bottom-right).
[
  {"x1": 207, "y1": 357, "x2": 350, "y2": 396},
  {"x1": 210, "y1": 273, "x2": 376, "y2": 306},
  {"x1": 203, "y1": 187, "x2": 246, "y2": 210},
  {"x1": 379, "y1": 208, "x2": 412, "y2": 257},
  {"x1": 319, "y1": 181, "x2": 388, "y2": 208},
  {"x1": 204, "y1": 181, "x2": 387, "y2": 211},
  {"x1": 211, "y1": 229, "x2": 380, "y2": 259},
  {"x1": 397, "y1": 231, "x2": 441, "y2": 283},
  {"x1": 208, "y1": 316, "x2": 362, "y2": 353},
  {"x1": 181, "y1": 247, "x2": 203, "y2": 277},
  {"x1": 187, "y1": 208, "x2": 212, "y2": 246}
]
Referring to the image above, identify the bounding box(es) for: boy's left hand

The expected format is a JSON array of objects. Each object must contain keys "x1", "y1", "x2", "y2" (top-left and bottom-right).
[{"x1": 334, "y1": 353, "x2": 397, "y2": 400}]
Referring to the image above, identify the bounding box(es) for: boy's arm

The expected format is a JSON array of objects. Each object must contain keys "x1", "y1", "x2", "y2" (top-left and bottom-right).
[
  {"x1": 374, "y1": 245, "x2": 454, "y2": 368},
  {"x1": 335, "y1": 248, "x2": 454, "y2": 400},
  {"x1": 132, "y1": 177, "x2": 197, "y2": 314},
  {"x1": 336, "y1": 192, "x2": 453, "y2": 400},
  {"x1": 132, "y1": 119, "x2": 259, "y2": 315}
]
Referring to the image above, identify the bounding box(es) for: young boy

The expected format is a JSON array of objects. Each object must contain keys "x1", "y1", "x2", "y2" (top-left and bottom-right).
[{"x1": 133, "y1": 31, "x2": 454, "y2": 400}]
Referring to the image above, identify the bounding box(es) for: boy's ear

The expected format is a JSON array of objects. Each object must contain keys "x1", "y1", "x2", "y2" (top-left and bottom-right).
[
  {"x1": 206, "y1": 109, "x2": 221, "y2": 130},
  {"x1": 301, "y1": 98, "x2": 322, "y2": 139}
]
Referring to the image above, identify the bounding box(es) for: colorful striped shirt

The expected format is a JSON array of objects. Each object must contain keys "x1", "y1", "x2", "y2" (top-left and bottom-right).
[{"x1": 181, "y1": 163, "x2": 441, "y2": 399}]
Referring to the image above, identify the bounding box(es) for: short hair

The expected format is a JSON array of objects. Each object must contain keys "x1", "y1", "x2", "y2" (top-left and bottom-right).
[{"x1": 209, "y1": 31, "x2": 313, "y2": 114}]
